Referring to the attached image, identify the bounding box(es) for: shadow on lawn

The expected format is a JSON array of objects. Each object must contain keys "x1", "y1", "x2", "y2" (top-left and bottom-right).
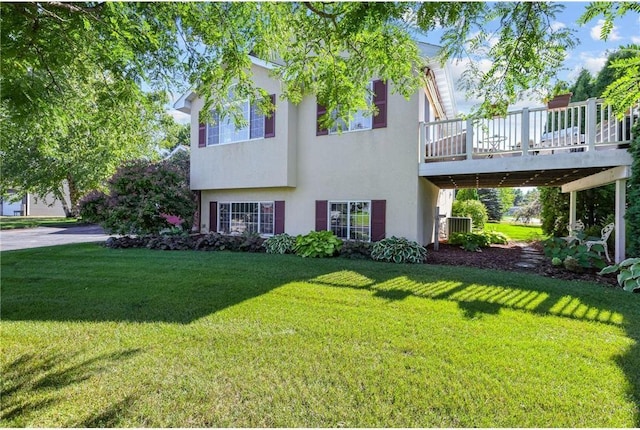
[
  {"x1": 1, "y1": 349, "x2": 141, "y2": 426},
  {"x1": 310, "y1": 266, "x2": 640, "y2": 427},
  {"x1": 1, "y1": 249, "x2": 638, "y2": 425}
]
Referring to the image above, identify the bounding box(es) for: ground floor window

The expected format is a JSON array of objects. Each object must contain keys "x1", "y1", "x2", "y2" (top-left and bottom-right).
[
  {"x1": 218, "y1": 202, "x2": 274, "y2": 235},
  {"x1": 329, "y1": 201, "x2": 371, "y2": 241}
]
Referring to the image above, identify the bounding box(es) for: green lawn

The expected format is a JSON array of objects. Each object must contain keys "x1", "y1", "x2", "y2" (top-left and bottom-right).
[
  {"x1": 2, "y1": 244, "x2": 638, "y2": 427},
  {"x1": 0, "y1": 216, "x2": 79, "y2": 230},
  {"x1": 486, "y1": 221, "x2": 547, "y2": 242}
]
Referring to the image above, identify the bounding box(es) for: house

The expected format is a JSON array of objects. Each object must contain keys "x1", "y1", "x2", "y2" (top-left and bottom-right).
[
  {"x1": 1, "y1": 190, "x2": 66, "y2": 217},
  {"x1": 175, "y1": 42, "x2": 457, "y2": 245}
]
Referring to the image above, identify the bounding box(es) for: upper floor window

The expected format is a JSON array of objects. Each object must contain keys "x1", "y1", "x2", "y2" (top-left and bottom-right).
[
  {"x1": 330, "y1": 83, "x2": 373, "y2": 134},
  {"x1": 199, "y1": 94, "x2": 275, "y2": 148},
  {"x1": 317, "y1": 80, "x2": 387, "y2": 136}
]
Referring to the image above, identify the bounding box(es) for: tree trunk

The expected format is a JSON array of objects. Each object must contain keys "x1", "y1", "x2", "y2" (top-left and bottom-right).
[
  {"x1": 52, "y1": 186, "x2": 74, "y2": 218},
  {"x1": 66, "y1": 174, "x2": 81, "y2": 218}
]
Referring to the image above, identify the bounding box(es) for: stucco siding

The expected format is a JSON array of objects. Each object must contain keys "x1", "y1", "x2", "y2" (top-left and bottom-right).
[{"x1": 190, "y1": 65, "x2": 296, "y2": 190}]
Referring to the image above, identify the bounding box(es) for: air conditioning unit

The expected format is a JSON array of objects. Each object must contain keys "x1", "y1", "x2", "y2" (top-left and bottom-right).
[{"x1": 447, "y1": 217, "x2": 472, "y2": 237}]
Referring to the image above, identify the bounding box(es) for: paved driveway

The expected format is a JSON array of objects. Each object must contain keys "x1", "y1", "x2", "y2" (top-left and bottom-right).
[{"x1": 0, "y1": 225, "x2": 111, "y2": 252}]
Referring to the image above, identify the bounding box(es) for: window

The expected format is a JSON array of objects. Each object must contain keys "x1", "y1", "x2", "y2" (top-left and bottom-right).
[
  {"x1": 316, "y1": 80, "x2": 386, "y2": 136},
  {"x1": 199, "y1": 90, "x2": 275, "y2": 147},
  {"x1": 218, "y1": 202, "x2": 274, "y2": 235},
  {"x1": 207, "y1": 100, "x2": 265, "y2": 145},
  {"x1": 329, "y1": 201, "x2": 371, "y2": 241},
  {"x1": 329, "y1": 83, "x2": 373, "y2": 134}
]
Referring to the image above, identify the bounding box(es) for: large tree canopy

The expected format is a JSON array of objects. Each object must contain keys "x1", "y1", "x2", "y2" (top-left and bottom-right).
[
  {"x1": 2, "y1": 1, "x2": 638, "y2": 217},
  {"x1": 1, "y1": 1, "x2": 590, "y2": 120}
]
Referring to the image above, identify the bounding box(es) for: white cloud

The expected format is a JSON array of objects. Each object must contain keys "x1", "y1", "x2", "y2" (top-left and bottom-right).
[
  {"x1": 551, "y1": 21, "x2": 567, "y2": 32},
  {"x1": 580, "y1": 51, "x2": 608, "y2": 75},
  {"x1": 632, "y1": 36, "x2": 640, "y2": 44},
  {"x1": 590, "y1": 19, "x2": 621, "y2": 41}
]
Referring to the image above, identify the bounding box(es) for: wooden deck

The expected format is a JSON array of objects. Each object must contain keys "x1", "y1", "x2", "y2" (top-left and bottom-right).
[{"x1": 419, "y1": 98, "x2": 636, "y2": 188}]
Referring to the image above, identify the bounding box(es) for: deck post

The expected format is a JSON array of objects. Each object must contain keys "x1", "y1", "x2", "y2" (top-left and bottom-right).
[
  {"x1": 521, "y1": 108, "x2": 530, "y2": 156},
  {"x1": 419, "y1": 122, "x2": 425, "y2": 162},
  {"x1": 615, "y1": 179, "x2": 626, "y2": 263},
  {"x1": 586, "y1": 98, "x2": 597, "y2": 151},
  {"x1": 569, "y1": 191, "x2": 577, "y2": 230},
  {"x1": 465, "y1": 118, "x2": 473, "y2": 160}
]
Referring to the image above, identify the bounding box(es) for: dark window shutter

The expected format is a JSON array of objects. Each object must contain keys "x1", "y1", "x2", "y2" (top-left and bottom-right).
[
  {"x1": 265, "y1": 94, "x2": 276, "y2": 138},
  {"x1": 315, "y1": 200, "x2": 328, "y2": 231},
  {"x1": 316, "y1": 104, "x2": 328, "y2": 136},
  {"x1": 372, "y1": 80, "x2": 387, "y2": 129},
  {"x1": 198, "y1": 123, "x2": 206, "y2": 147},
  {"x1": 209, "y1": 201, "x2": 218, "y2": 233},
  {"x1": 371, "y1": 200, "x2": 386, "y2": 241},
  {"x1": 274, "y1": 200, "x2": 285, "y2": 234}
]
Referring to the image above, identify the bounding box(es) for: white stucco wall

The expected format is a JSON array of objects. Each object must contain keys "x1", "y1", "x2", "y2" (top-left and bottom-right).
[
  {"x1": 191, "y1": 64, "x2": 446, "y2": 244},
  {"x1": 190, "y1": 65, "x2": 297, "y2": 190}
]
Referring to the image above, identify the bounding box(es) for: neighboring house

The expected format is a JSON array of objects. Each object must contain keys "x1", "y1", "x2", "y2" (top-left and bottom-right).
[
  {"x1": 1, "y1": 190, "x2": 66, "y2": 217},
  {"x1": 175, "y1": 42, "x2": 457, "y2": 245}
]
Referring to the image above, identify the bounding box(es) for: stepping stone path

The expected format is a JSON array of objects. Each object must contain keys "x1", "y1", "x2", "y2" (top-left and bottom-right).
[{"x1": 514, "y1": 245, "x2": 546, "y2": 269}]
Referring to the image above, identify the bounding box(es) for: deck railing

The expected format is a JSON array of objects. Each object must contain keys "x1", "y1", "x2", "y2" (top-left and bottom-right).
[{"x1": 420, "y1": 98, "x2": 637, "y2": 162}]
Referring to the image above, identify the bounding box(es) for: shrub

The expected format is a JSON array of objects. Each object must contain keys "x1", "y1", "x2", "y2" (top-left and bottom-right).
[
  {"x1": 194, "y1": 231, "x2": 265, "y2": 253},
  {"x1": 371, "y1": 236, "x2": 427, "y2": 264},
  {"x1": 339, "y1": 240, "x2": 373, "y2": 260},
  {"x1": 542, "y1": 237, "x2": 606, "y2": 270},
  {"x1": 452, "y1": 199, "x2": 488, "y2": 229},
  {"x1": 78, "y1": 152, "x2": 197, "y2": 235},
  {"x1": 599, "y1": 257, "x2": 640, "y2": 292},
  {"x1": 294, "y1": 231, "x2": 342, "y2": 258},
  {"x1": 263, "y1": 233, "x2": 296, "y2": 254},
  {"x1": 448, "y1": 230, "x2": 509, "y2": 252}
]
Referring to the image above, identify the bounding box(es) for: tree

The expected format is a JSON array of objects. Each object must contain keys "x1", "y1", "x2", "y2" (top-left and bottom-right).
[
  {"x1": 455, "y1": 189, "x2": 479, "y2": 201},
  {"x1": 498, "y1": 188, "x2": 516, "y2": 215},
  {"x1": 1, "y1": 75, "x2": 167, "y2": 217},
  {"x1": 625, "y1": 120, "x2": 640, "y2": 256},
  {"x1": 478, "y1": 188, "x2": 502, "y2": 222},
  {"x1": 1, "y1": 2, "x2": 585, "y2": 123},
  {"x1": 570, "y1": 69, "x2": 594, "y2": 102},
  {"x1": 578, "y1": 3, "x2": 640, "y2": 116}
]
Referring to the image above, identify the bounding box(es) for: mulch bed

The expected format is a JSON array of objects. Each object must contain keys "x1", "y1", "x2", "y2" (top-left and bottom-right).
[{"x1": 425, "y1": 241, "x2": 619, "y2": 288}]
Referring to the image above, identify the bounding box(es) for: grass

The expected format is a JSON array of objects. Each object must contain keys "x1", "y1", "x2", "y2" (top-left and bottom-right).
[
  {"x1": 486, "y1": 221, "x2": 547, "y2": 242},
  {"x1": 0, "y1": 216, "x2": 79, "y2": 230},
  {"x1": 1, "y1": 244, "x2": 638, "y2": 427}
]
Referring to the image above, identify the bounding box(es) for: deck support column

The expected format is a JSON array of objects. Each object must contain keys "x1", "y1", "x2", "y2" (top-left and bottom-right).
[
  {"x1": 615, "y1": 179, "x2": 626, "y2": 263},
  {"x1": 569, "y1": 191, "x2": 577, "y2": 230}
]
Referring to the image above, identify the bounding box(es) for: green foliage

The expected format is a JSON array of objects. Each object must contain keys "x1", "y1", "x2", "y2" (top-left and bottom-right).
[
  {"x1": 449, "y1": 230, "x2": 509, "y2": 252},
  {"x1": 339, "y1": 240, "x2": 373, "y2": 260},
  {"x1": 626, "y1": 120, "x2": 640, "y2": 256},
  {"x1": 455, "y1": 189, "x2": 478, "y2": 201},
  {"x1": 452, "y1": 199, "x2": 488, "y2": 230},
  {"x1": 294, "y1": 231, "x2": 343, "y2": 258},
  {"x1": 599, "y1": 258, "x2": 640, "y2": 293},
  {"x1": 498, "y1": 188, "x2": 516, "y2": 214},
  {"x1": 371, "y1": 236, "x2": 427, "y2": 264},
  {"x1": 478, "y1": 188, "x2": 502, "y2": 221},
  {"x1": 263, "y1": 233, "x2": 296, "y2": 255},
  {"x1": 79, "y1": 153, "x2": 196, "y2": 235},
  {"x1": 542, "y1": 237, "x2": 607, "y2": 271}
]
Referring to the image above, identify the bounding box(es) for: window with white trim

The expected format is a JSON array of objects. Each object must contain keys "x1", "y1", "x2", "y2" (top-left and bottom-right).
[
  {"x1": 218, "y1": 202, "x2": 274, "y2": 235},
  {"x1": 329, "y1": 82, "x2": 373, "y2": 134},
  {"x1": 329, "y1": 201, "x2": 371, "y2": 241},
  {"x1": 207, "y1": 95, "x2": 266, "y2": 146}
]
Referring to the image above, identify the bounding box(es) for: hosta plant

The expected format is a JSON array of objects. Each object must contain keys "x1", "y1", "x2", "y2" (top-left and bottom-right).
[
  {"x1": 371, "y1": 236, "x2": 427, "y2": 264},
  {"x1": 599, "y1": 257, "x2": 640, "y2": 292},
  {"x1": 263, "y1": 233, "x2": 296, "y2": 254},
  {"x1": 294, "y1": 230, "x2": 342, "y2": 258}
]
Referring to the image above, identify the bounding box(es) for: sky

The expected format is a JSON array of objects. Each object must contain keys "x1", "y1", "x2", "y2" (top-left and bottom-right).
[
  {"x1": 167, "y1": 2, "x2": 640, "y2": 122},
  {"x1": 439, "y1": 2, "x2": 640, "y2": 114}
]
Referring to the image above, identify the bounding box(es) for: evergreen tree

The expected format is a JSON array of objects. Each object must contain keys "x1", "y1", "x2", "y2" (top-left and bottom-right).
[{"x1": 478, "y1": 189, "x2": 502, "y2": 221}]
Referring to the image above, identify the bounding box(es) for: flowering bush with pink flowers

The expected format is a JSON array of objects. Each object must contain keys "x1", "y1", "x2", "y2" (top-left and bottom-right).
[{"x1": 80, "y1": 152, "x2": 197, "y2": 235}]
